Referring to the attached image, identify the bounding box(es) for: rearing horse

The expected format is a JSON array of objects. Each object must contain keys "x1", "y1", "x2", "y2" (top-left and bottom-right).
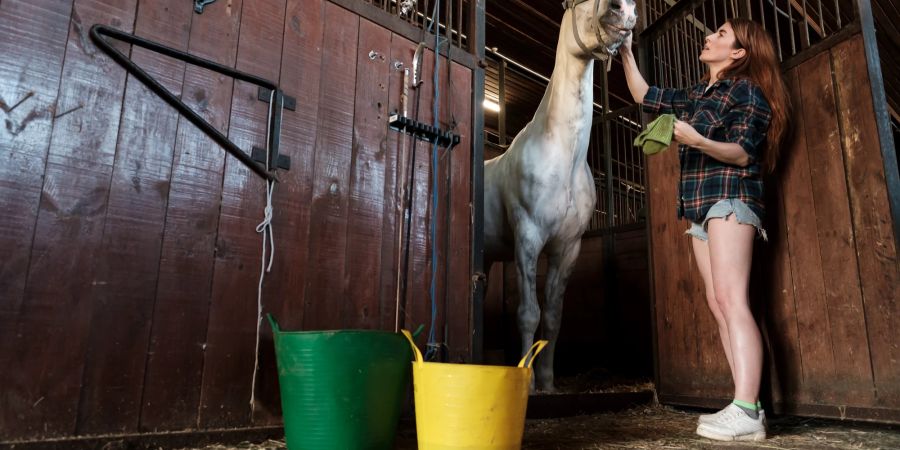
[{"x1": 483, "y1": 0, "x2": 637, "y2": 391}]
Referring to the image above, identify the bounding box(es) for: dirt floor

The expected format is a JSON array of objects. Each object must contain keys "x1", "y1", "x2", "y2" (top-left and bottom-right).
[{"x1": 178, "y1": 404, "x2": 900, "y2": 450}]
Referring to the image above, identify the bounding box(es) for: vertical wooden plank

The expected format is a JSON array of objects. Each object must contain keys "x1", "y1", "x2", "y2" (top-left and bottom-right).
[
  {"x1": 0, "y1": 0, "x2": 73, "y2": 438},
  {"x1": 199, "y1": 0, "x2": 285, "y2": 428},
  {"x1": 271, "y1": 0, "x2": 325, "y2": 332},
  {"x1": 75, "y1": 0, "x2": 191, "y2": 434},
  {"x1": 759, "y1": 67, "x2": 805, "y2": 408},
  {"x1": 832, "y1": 35, "x2": 900, "y2": 407},
  {"x1": 377, "y1": 33, "x2": 416, "y2": 332},
  {"x1": 800, "y1": 49, "x2": 874, "y2": 404},
  {"x1": 646, "y1": 142, "x2": 683, "y2": 395},
  {"x1": 784, "y1": 58, "x2": 840, "y2": 404},
  {"x1": 406, "y1": 48, "x2": 437, "y2": 351},
  {"x1": 140, "y1": 0, "x2": 243, "y2": 431},
  {"x1": 5, "y1": 0, "x2": 137, "y2": 438},
  {"x1": 249, "y1": 0, "x2": 326, "y2": 425},
  {"x1": 0, "y1": 0, "x2": 70, "y2": 313},
  {"x1": 447, "y1": 60, "x2": 473, "y2": 362},
  {"x1": 301, "y1": 3, "x2": 359, "y2": 330},
  {"x1": 344, "y1": 18, "x2": 392, "y2": 329}
]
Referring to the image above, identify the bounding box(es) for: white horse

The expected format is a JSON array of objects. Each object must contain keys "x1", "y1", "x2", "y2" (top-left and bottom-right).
[{"x1": 484, "y1": 0, "x2": 637, "y2": 391}]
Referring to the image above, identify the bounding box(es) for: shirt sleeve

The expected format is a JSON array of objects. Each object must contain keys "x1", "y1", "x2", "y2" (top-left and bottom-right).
[
  {"x1": 641, "y1": 86, "x2": 692, "y2": 117},
  {"x1": 724, "y1": 81, "x2": 772, "y2": 162}
]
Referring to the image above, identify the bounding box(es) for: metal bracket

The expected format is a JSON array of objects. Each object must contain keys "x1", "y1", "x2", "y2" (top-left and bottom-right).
[
  {"x1": 258, "y1": 87, "x2": 296, "y2": 111},
  {"x1": 194, "y1": 0, "x2": 217, "y2": 14},
  {"x1": 388, "y1": 114, "x2": 461, "y2": 148},
  {"x1": 252, "y1": 146, "x2": 291, "y2": 171},
  {"x1": 90, "y1": 24, "x2": 293, "y2": 181}
]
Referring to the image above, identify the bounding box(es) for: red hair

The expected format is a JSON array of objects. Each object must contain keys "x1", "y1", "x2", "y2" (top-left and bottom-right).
[{"x1": 714, "y1": 18, "x2": 791, "y2": 173}]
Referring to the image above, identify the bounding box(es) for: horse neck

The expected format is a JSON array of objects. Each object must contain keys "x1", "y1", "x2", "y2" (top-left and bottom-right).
[{"x1": 533, "y1": 10, "x2": 595, "y2": 157}]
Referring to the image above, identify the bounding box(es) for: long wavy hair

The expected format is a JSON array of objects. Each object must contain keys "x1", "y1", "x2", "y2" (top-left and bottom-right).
[{"x1": 711, "y1": 18, "x2": 791, "y2": 173}]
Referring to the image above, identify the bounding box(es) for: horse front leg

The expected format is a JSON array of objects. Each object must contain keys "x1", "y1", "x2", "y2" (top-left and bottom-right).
[
  {"x1": 514, "y1": 230, "x2": 543, "y2": 392},
  {"x1": 536, "y1": 239, "x2": 583, "y2": 392}
]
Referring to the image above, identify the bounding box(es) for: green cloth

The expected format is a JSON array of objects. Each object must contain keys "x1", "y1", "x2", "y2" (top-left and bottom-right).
[{"x1": 633, "y1": 113, "x2": 675, "y2": 155}]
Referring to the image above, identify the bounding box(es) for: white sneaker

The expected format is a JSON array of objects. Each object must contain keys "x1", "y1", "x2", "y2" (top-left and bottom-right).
[
  {"x1": 696, "y1": 403, "x2": 766, "y2": 441},
  {"x1": 699, "y1": 405, "x2": 766, "y2": 425},
  {"x1": 698, "y1": 405, "x2": 729, "y2": 424}
]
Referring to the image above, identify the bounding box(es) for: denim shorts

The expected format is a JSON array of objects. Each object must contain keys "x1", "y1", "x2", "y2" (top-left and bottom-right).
[{"x1": 686, "y1": 199, "x2": 768, "y2": 242}]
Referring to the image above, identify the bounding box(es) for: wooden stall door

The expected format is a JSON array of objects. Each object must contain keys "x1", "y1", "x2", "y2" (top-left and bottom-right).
[{"x1": 0, "y1": 0, "x2": 476, "y2": 443}]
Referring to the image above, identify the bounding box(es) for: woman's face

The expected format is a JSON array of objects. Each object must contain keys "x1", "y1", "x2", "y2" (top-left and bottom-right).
[{"x1": 700, "y1": 22, "x2": 744, "y2": 65}]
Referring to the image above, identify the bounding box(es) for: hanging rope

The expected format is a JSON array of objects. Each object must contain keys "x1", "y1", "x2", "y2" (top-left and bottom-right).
[{"x1": 250, "y1": 90, "x2": 277, "y2": 412}]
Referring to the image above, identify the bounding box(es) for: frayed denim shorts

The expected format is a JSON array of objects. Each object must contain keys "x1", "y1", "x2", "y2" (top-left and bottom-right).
[{"x1": 686, "y1": 198, "x2": 768, "y2": 242}]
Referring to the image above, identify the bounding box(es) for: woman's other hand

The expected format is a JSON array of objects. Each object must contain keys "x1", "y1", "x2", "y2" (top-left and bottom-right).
[{"x1": 673, "y1": 119, "x2": 705, "y2": 147}]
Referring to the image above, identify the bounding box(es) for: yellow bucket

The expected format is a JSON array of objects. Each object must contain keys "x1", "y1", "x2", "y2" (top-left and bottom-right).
[{"x1": 401, "y1": 330, "x2": 548, "y2": 450}]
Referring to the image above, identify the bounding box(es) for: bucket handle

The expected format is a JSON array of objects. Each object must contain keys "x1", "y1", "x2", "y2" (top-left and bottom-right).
[
  {"x1": 517, "y1": 340, "x2": 549, "y2": 369},
  {"x1": 267, "y1": 314, "x2": 280, "y2": 334},
  {"x1": 401, "y1": 329, "x2": 424, "y2": 367}
]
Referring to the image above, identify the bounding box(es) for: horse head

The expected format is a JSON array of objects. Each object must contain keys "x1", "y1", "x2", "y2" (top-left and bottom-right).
[{"x1": 564, "y1": 0, "x2": 638, "y2": 59}]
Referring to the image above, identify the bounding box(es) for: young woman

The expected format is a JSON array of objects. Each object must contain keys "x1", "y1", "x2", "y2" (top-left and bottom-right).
[{"x1": 619, "y1": 18, "x2": 790, "y2": 441}]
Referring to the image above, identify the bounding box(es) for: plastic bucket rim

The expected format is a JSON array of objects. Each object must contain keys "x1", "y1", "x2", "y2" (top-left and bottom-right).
[{"x1": 411, "y1": 360, "x2": 536, "y2": 372}]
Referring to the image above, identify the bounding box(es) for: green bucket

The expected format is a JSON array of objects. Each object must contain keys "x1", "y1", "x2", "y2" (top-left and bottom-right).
[{"x1": 268, "y1": 314, "x2": 413, "y2": 450}]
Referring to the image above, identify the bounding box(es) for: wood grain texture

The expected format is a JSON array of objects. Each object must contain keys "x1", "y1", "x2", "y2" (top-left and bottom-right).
[
  {"x1": 6, "y1": 0, "x2": 138, "y2": 439},
  {"x1": 76, "y1": 0, "x2": 191, "y2": 434},
  {"x1": 271, "y1": 0, "x2": 325, "y2": 332},
  {"x1": 832, "y1": 35, "x2": 900, "y2": 407},
  {"x1": 300, "y1": 2, "x2": 359, "y2": 330},
  {"x1": 140, "y1": 0, "x2": 243, "y2": 431},
  {"x1": 0, "y1": 0, "x2": 74, "y2": 437},
  {"x1": 343, "y1": 18, "x2": 393, "y2": 330},
  {"x1": 199, "y1": 0, "x2": 286, "y2": 429},
  {"x1": 799, "y1": 48, "x2": 873, "y2": 404},
  {"x1": 759, "y1": 68, "x2": 804, "y2": 407},
  {"x1": 249, "y1": 0, "x2": 326, "y2": 426}
]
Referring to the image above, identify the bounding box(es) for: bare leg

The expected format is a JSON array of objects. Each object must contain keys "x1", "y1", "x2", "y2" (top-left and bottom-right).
[
  {"x1": 691, "y1": 236, "x2": 736, "y2": 386},
  {"x1": 707, "y1": 217, "x2": 761, "y2": 404},
  {"x1": 535, "y1": 240, "x2": 582, "y2": 392}
]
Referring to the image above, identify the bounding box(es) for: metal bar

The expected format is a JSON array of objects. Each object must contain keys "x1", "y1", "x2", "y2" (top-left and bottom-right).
[
  {"x1": 774, "y1": 0, "x2": 784, "y2": 60},
  {"x1": 642, "y1": 0, "x2": 709, "y2": 40},
  {"x1": 89, "y1": 24, "x2": 278, "y2": 182},
  {"x1": 712, "y1": 0, "x2": 718, "y2": 27},
  {"x1": 330, "y1": 0, "x2": 479, "y2": 68},
  {"x1": 498, "y1": 59, "x2": 507, "y2": 145},
  {"x1": 780, "y1": 18, "x2": 859, "y2": 70},
  {"x1": 818, "y1": 0, "x2": 826, "y2": 35},
  {"x1": 801, "y1": 0, "x2": 811, "y2": 47},
  {"x1": 469, "y1": 0, "x2": 485, "y2": 364},
  {"x1": 836, "y1": 0, "x2": 842, "y2": 29},
  {"x1": 856, "y1": 0, "x2": 900, "y2": 251},
  {"x1": 788, "y1": 0, "x2": 797, "y2": 54}
]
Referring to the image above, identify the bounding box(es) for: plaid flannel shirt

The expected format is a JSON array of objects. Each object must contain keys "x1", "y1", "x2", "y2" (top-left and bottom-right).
[{"x1": 642, "y1": 78, "x2": 772, "y2": 223}]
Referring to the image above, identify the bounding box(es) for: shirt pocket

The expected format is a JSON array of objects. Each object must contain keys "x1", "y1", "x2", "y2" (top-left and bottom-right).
[{"x1": 690, "y1": 109, "x2": 725, "y2": 139}]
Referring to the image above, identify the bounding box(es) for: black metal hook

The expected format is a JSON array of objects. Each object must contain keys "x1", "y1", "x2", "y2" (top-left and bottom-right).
[
  {"x1": 89, "y1": 24, "x2": 288, "y2": 182},
  {"x1": 194, "y1": 0, "x2": 217, "y2": 14}
]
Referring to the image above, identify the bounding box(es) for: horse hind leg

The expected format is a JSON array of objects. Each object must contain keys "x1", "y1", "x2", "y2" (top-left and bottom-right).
[{"x1": 535, "y1": 239, "x2": 583, "y2": 392}]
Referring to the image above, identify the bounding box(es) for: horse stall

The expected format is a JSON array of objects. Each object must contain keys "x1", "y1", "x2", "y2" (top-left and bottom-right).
[{"x1": 0, "y1": 0, "x2": 480, "y2": 447}]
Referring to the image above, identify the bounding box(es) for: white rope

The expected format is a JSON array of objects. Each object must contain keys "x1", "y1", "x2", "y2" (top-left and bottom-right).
[{"x1": 250, "y1": 89, "x2": 277, "y2": 412}]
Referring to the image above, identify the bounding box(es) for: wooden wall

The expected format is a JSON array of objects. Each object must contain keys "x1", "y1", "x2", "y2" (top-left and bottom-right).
[
  {"x1": 647, "y1": 32, "x2": 900, "y2": 422},
  {"x1": 0, "y1": 0, "x2": 473, "y2": 442}
]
